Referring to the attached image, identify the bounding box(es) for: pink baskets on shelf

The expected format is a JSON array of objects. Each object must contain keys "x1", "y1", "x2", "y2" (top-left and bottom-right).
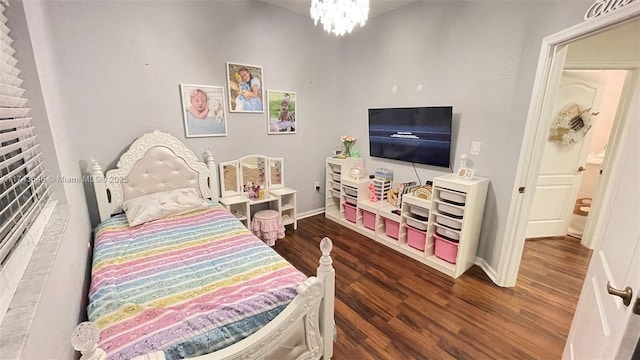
[
  {"x1": 434, "y1": 233, "x2": 459, "y2": 264},
  {"x1": 362, "y1": 210, "x2": 375, "y2": 230},
  {"x1": 384, "y1": 218, "x2": 399, "y2": 239},
  {"x1": 406, "y1": 225, "x2": 427, "y2": 251},
  {"x1": 344, "y1": 203, "x2": 357, "y2": 223}
]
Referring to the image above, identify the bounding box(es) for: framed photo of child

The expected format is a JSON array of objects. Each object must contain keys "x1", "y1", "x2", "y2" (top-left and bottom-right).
[
  {"x1": 180, "y1": 84, "x2": 227, "y2": 138},
  {"x1": 226, "y1": 62, "x2": 265, "y2": 113},
  {"x1": 267, "y1": 90, "x2": 296, "y2": 134}
]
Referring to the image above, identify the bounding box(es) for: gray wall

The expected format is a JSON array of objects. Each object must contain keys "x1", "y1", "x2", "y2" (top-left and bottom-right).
[
  {"x1": 335, "y1": 0, "x2": 591, "y2": 269},
  {"x1": 31, "y1": 0, "x2": 344, "y2": 225}
]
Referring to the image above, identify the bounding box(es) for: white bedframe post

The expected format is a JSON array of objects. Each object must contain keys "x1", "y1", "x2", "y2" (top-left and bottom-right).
[
  {"x1": 88, "y1": 156, "x2": 113, "y2": 222},
  {"x1": 317, "y1": 237, "x2": 335, "y2": 359},
  {"x1": 203, "y1": 149, "x2": 219, "y2": 202}
]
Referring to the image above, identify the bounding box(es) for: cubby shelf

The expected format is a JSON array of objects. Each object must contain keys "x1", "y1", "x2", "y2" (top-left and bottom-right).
[{"x1": 324, "y1": 160, "x2": 489, "y2": 279}]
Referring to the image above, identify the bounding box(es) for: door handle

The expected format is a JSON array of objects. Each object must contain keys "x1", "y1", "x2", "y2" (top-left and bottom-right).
[
  {"x1": 577, "y1": 166, "x2": 586, "y2": 172},
  {"x1": 607, "y1": 281, "x2": 633, "y2": 306}
]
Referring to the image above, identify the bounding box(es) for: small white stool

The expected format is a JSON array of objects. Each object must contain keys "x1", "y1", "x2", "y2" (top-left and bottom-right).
[{"x1": 251, "y1": 210, "x2": 285, "y2": 246}]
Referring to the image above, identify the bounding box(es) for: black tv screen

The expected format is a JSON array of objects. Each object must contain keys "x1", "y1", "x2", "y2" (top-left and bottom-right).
[{"x1": 369, "y1": 106, "x2": 452, "y2": 167}]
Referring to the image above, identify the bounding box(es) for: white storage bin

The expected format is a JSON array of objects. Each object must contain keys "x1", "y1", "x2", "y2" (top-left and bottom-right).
[
  {"x1": 435, "y1": 225, "x2": 460, "y2": 241},
  {"x1": 373, "y1": 179, "x2": 391, "y2": 201},
  {"x1": 332, "y1": 173, "x2": 341, "y2": 182},
  {"x1": 329, "y1": 164, "x2": 341, "y2": 174},
  {"x1": 332, "y1": 182, "x2": 340, "y2": 191},
  {"x1": 436, "y1": 202, "x2": 464, "y2": 218},
  {"x1": 435, "y1": 214, "x2": 462, "y2": 230},
  {"x1": 439, "y1": 189, "x2": 466, "y2": 205},
  {"x1": 404, "y1": 214, "x2": 428, "y2": 231},
  {"x1": 374, "y1": 181, "x2": 391, "y2": 189},
  {"x1": 409, "y1": 205, "x2": 429, "y2": 218},
  {"x1": 343, "y1": 186, "x2": 357, "y2": 197}
]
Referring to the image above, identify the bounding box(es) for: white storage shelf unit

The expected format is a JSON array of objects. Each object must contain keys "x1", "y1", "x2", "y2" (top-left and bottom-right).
[
  {"x1": 270, "y1": 187, "x2": 297, "y2": 230},
  {"x1": 324, "y1": 172, "x2": 489, "y2": 279},
  {"x1": 325, "y1": 157, "x2": 364, "y2": 221}
]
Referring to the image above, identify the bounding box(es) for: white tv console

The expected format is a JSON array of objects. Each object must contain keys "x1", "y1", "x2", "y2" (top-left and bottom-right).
[{"x1": 325, "y1": 157, "x2": 489, "y2": 278}]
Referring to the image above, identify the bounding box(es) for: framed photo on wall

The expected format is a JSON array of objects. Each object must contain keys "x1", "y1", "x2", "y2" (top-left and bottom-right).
[
  {"x1": 226, "y1": 62, "x2": 265, "y2": 113},
  {"x1": 267, "y1": 90, "x2": 296, "y2": 134},
  {"x1": 180, "y1": 84, "x2": 227, "y2": 137}
]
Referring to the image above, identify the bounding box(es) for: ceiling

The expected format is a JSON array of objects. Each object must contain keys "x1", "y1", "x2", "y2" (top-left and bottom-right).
[{"x1": 261, "y1": 0, "x2": 417, "y2": 18}]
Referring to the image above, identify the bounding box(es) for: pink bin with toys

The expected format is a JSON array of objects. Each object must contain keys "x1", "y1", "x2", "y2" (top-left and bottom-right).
[
  {"x1": 434, "y1": 233, "x2": 459, "y2": 264},
  {"x1": 384, "y1": 218, "x2": 400, "y2": 239},
  {"x1": 406, "y1": 225, "x2": 427, "y2": 251},
  {"x1": 362, "y1": 210, "x2": 376, "y2": 230},
  {"x1": 344, "y1": 203, "x2": 357, "y2": 223}
]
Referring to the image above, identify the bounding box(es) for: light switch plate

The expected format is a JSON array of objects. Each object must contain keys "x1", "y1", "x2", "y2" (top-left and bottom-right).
[{"x1": 471, "y1": 141, "x2": 482, "y2": 156}]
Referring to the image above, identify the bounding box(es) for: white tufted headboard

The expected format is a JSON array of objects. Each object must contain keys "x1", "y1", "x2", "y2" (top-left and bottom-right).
[{"x1": 89, "y1": 130, "x2": 218, "y2": 222}]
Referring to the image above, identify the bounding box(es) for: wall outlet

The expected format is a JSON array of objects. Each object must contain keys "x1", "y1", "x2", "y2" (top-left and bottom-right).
[
  {"x1": 471, "y1": 141, "x2": 482, "y2": 156},
  {"x1": 314, "y1": 181, "x2": 320, "y2": 191}
]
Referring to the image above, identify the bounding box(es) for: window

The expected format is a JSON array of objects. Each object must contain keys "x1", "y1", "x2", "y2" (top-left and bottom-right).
[{"x1": 0, "y1": 3, "x2": 49, "y2": 266}]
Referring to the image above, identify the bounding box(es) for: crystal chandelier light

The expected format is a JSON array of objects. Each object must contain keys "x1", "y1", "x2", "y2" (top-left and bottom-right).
[{"x1": 310, "y1": 0, "x2": 370, "y2": 36}]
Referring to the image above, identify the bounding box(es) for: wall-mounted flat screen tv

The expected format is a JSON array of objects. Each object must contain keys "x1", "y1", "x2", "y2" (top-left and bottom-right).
[{"x1": 368, "y1": 106, "x2": 452, "y2": 168}]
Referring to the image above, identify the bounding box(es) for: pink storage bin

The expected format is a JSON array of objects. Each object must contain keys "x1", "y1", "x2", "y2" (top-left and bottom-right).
[
  {"x1": 434, "y1": 233, "x2": 459, "y2": 264},
  {"x1": 406, "y1": 225, "x2": 427, "y2": 251},
  {"x1": 384, "y1": 218, "x2": 399, "y2": 239},
  {"x1": 362, "y1": 210, "x2": 376, "y2": 230},
  {"x1": 344, "y1": 203, "x2": 357, "y2": 223}
]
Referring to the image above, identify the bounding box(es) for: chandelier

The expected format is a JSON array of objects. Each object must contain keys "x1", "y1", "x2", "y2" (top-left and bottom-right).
[{"x1": 310, "y1": 0, "x2": 370, "y2": 36}]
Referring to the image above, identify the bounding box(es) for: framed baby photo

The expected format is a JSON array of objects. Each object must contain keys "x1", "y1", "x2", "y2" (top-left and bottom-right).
[
  {"x1": 226, "y1": 62, "x2": 265, "y2": 113},
  {"x1": 267, "y1": 90, "x2": 297, "y2": 134},
  {"x1": 180, "y1": 84, "x2": 227, "y2": 137}
]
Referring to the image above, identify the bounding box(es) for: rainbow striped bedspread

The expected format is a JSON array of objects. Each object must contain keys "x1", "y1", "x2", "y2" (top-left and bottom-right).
[{"x1": 88, "y1": 203, "x2": 307, "y2": 360}]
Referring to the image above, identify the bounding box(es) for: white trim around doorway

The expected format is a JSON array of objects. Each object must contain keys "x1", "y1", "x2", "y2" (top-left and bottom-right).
[{"x1": 497, "y1": 2, "x2": 640, "y2": 287}]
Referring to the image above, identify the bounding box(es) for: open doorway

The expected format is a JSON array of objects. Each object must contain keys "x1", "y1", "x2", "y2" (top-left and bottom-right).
[
  {"x1": 567, "y1": 69, "x2": 626, "y2": 239},
  {"x1": 501, "y1": 14, "x2": 640, "y2": 288},
  {"x1": 525, "y1": 69, "x2": 627, "y2": 241},
  {"x1": 501, "y1": 7, "x2": 640, "y2": 357}
]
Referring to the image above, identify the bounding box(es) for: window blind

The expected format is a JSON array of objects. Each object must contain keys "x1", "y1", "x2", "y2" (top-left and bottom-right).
[{"x1": 0, "y1": 2, "x2": 50, "y2": 264}]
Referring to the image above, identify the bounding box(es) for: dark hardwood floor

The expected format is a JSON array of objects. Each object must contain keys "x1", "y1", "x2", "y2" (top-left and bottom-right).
[{"x1": 272, "y1": 215, "x2": 592, "y2": 360}]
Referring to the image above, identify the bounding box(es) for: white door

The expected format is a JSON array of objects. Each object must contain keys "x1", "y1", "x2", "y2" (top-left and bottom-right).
[
  {"x1": 526, "y1": 71, "x2": 606, "y2": 238},
  {"x1": 563, "y1": 78, "x2": 640, "y2": 359}
]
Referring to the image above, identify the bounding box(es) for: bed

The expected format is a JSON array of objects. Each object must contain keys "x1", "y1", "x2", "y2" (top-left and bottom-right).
[{"x1": 77, "y1": 130, "x2": 335, "y2": 360}]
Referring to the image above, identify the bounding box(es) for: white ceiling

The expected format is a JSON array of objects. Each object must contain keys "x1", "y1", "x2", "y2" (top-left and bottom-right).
[{"x1": 261, "y1": 0, "x2": 417, "y2": 18}]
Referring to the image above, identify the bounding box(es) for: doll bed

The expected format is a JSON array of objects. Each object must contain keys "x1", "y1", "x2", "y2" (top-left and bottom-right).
[{"x1": 81, "y1": 130, "x2": 335, "y2": 360}]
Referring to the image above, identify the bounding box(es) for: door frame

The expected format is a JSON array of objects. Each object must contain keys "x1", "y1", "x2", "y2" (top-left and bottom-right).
[
  {"x1": 497, "y1": 2, "x2": 640, "y2": 287},
  {"x1": 579, "y1": 69, "x2": 638, "y2": 248}
]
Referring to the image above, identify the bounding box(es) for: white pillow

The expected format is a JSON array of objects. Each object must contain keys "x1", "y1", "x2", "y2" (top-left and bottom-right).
[{"x1": 122, "y1": 188, "x2": 209, "y2": 226}]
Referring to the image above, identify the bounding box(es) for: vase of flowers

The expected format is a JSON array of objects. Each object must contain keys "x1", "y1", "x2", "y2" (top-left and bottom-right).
[{"x1": 341, "y1": 135, "x2": 356, "y2": 157}]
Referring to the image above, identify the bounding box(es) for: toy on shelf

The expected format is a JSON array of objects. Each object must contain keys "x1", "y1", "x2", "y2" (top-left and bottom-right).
[
  {"x1": 372, "y1": 178, "x2": 391, "y2": 201},
  {"x1": 244, "y1": 182, "x2": 264, "y2": 200},
  {"x1": 368, "y1": 182, "x2": 378, "y2": 202},
  {"x1": 413, "y1": 184, "x2": 433, "y2": 200},
  {"x1": 350, "y1": 166, "x2": 365, "y2": 180},
  {"x1": 387, "y1": 181, "x2": 417, "y2": 208},
  {"x1": 387, "y1": 183, "x2": 402, "y2": 207},
  {"x1": 374, "y1": 168, "x2": 393, "y2": 182}
]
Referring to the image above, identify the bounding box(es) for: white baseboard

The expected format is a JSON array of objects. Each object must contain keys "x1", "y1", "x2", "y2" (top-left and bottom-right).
[{"x1": 297, "y1": 208, "x2": 325, "y2": 220}]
